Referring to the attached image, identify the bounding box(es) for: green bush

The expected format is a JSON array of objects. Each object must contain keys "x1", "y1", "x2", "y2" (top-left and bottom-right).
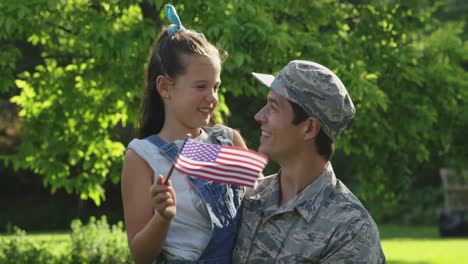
[
  {"x1": 0, "y1": 227, "x2": 62, "y2": 264},
  {"x1": 0, "y1": 216, "x2": 132, "y2": 264},
  {"x1": 368, "y1": 186, "x2": 444, "y2": 225},
  {"x1": 70, "y1": 216, "x2": 131, "y2": 264}
]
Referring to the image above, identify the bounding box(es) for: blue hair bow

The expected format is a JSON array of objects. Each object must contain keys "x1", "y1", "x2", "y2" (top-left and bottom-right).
[
  {"x1": 165, "y1": 4, "x2": 205, "y2": 39},
  {"x1": 166, "y1": 4, "x2": 185, "y2": 36}
]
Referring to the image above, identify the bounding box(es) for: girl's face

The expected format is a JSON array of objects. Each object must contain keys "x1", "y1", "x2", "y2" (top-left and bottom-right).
[{"x1": 163, "y1": 54, "x2": 221, "y2": 134}]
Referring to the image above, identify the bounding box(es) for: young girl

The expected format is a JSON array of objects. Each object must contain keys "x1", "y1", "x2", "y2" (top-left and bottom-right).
[{"x1": 121, "y1": 5, "x2": 248, "y2": 264}]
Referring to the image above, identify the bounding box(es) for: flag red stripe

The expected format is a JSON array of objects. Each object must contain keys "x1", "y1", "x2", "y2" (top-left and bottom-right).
[
  {"x1": 219, "y1": 149, "x2": 268, "y2": 165},
  {"x1": 217, "y1": 154, "x2": 265, "y2": 170},
  {"x1": 215, "y1": 158, "x2": 264, "y2": 172},
  {"x1": 174, "y1": 139, "x2": 267, "y2": 188},
  {"x1": 176, "y1": 156, "x2": 261, "y2": 178},
  {"x1": 218, "y1": 145, "x2": 268, "y2": 160},
  {"x1": 175, "y1": 165, "x2": 256, "y2": 185},
  {"x1": 175, "y1": 165, "x2": 256, "y2": 187},
  {"x1": 177, "y1": 154, "x2": 263, "y2": 174}
]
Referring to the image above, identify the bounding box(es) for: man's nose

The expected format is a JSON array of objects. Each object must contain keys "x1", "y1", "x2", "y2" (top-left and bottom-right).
[{"x1": 254, "y1": 107, "x2": 266, "y2": 123}]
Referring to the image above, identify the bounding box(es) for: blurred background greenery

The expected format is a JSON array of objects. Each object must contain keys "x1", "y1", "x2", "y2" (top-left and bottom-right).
[{"x1": 0, "y1": 0, "x2": 467, "y2": 235}]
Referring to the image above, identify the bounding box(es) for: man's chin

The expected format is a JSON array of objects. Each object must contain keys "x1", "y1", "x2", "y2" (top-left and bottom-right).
[{"x1": 258, "y1": 145, "x2": 269, "y2": 156}]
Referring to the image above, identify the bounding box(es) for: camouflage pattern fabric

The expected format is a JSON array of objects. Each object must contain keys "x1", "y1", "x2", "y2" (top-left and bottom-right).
[{"x1": 232, "y1": 163, "x2": 385, "y2": 264}]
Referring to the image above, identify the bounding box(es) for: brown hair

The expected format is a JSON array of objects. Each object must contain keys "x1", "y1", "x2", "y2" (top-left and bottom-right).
[
  {"x1": 290, "y1": 101, "x2": 335, "y2": 160},
  {"x1": 139, "y1": 29, "x2": 225, "y2": 138}
]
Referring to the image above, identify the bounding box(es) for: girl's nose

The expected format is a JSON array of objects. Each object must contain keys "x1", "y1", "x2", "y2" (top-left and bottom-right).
[{"x1": 206, "y1": 89, "x2": 218, "y2": 103}]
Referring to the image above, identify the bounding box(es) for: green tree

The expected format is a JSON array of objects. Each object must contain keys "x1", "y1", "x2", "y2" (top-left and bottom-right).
[
  {"x1": 1, "y1": 0, "x2": 155, "y2": 204},
  {"x1": 1, "y1": 0, "x2": 467, "y2": 221}
]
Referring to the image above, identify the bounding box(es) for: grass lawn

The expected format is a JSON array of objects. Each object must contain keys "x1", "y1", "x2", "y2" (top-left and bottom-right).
[
  {"x1": 380, "y1": 224, "x2": 468, "y2": 264},
  {"x1": 2, "y1": 225, "x2": 468, "y2": 263}
]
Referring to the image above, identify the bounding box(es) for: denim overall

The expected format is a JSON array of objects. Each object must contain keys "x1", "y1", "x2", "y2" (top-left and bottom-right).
[{"x1": 146, "y1": 127, "x2": 244, "y2": 264}]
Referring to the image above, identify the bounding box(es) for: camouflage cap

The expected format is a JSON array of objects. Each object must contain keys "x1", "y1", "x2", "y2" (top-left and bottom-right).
[{"x1": 252, "y1": 60, "x2": 355, "y2": 141}]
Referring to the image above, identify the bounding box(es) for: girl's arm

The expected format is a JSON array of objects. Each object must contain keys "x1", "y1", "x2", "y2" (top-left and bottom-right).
[
  {"x1": 232, "y1": 129, "x2": 248, "y2": 150},
  {"x1": 121, "y1": 149, "x2": 175, "y2": 264}
]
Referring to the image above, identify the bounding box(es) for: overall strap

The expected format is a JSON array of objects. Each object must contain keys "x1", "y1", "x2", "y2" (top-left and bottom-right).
[
  {"x1": 146, "y1": 129, "x2": 241, "y2": 263},
  {"x1": 202, "y1": 126, "x2": 233, "y2": 146},
  {"x1": 145, "y1": 135, "x2": 179, "y2": 161},
  {"x1": 146, "y1": 126, "x2": 232, "y2": 158}
]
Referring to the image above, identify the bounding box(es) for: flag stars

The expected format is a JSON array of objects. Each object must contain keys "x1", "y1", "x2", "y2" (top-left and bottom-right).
[
  {"x1": 174, "y1": 139, "x2": 268, "y2": 188},
  {"x1": 180, "y1": 140, "x2": 221, "y2": 162}
]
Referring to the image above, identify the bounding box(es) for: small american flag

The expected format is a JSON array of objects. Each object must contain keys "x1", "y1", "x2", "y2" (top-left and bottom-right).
[{"x1": 174, "y1": 139, "x2": 268, "y2": 188}]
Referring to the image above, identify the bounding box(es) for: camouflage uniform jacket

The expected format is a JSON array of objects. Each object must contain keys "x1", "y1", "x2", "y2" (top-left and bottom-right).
[{"x1": 232, "y1": 163, "x2": 385, "y2": 264}]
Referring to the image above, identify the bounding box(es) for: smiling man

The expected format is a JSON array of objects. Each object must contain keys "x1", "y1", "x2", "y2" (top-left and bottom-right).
[{"x1": 233, "y1": 60, "x2": 385, "y2": 264}]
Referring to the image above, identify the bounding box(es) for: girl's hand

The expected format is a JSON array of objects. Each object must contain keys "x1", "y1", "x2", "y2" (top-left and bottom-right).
[{"x1": 150, "y1": 175, "x2": 176, "y2": 221}]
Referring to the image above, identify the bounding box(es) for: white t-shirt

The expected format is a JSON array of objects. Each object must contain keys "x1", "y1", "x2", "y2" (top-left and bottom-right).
[{"x1": 128, "y1": 131, "x2": 215, "y2": 260}]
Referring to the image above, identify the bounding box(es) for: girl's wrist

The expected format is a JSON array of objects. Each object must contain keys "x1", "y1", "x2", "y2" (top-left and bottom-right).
[{"x1": 155, "y1": 213, "x2": 173, "y2": 225}]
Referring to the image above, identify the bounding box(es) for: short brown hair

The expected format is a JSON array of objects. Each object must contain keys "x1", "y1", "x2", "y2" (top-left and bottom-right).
[{"x1": 290, "y1": 101, "x2": 334, "y2": 160}]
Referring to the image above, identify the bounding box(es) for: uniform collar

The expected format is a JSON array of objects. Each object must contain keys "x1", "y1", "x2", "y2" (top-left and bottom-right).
[
  {"x1": 250, "y1": 163, "x2": 337, "y2": 223},
  {"x1": 295, "y1": 162, "x2": 337, "y2": 222}
]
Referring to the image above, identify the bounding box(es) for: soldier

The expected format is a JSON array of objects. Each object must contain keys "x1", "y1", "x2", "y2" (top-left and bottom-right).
[{"x1": 233, "y1": 60, "x2": 386, "y2": 263}]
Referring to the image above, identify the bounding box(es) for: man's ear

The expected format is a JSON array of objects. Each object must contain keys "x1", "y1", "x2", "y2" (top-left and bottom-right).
[
  {"x1": 156, "y1": 75, "x2": 172, "y2": 99},
  {"x1": 304, "y1": 117, "x2": 320, "y2": 140}
]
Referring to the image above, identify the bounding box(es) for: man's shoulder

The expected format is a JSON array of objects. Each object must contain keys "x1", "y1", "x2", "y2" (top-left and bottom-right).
[
  {"x1": 335, "y1": 181, "x2": 367, "y2": 207},
  {"x1": 314, "y1": 182, "x2": 383, "y2": 256},
  {"x1": 321, "y1": 192, "x2": 384, "y2": 263},
  {"x1": 316, "y1": 179, "x2": 379, "y2": 230}
]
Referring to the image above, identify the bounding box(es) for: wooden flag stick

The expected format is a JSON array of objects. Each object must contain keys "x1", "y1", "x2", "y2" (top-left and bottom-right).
[{"x1": 164, "y1": 134, "x2": 191, "y2": 184}]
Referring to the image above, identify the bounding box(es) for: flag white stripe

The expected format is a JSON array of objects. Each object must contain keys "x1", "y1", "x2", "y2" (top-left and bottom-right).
[
  {"x1": 216, "y1": 157, "x2": 264, "y2": 172},
  {"x1": 175, "y1": 166, "x2": 255, "y2": 187},
  {"x1": 175, "y1": 140, "x2": 267, "y2": 188},
  {"x1": 218, "y1": 152, "x2": 267, "y2": 168},
  {"x1": 176, "y1": 156, "x2": 260, "y2": 177},
  {"x1": 175, "y1": 163, "x2": 257, "y2": 183},
  {"x1": 220, "y1": 148, "x2": 268, "y2": 164}
]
